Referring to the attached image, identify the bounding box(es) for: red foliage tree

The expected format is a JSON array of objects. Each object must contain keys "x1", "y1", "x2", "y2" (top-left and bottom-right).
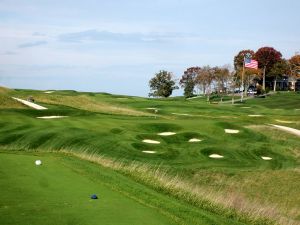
[
  {"x1": 289, "y1": 54, "x2": 300, "y2": 78},
  {"x1": 255, "y1": 47, "x2": 282, "y2": 90}
]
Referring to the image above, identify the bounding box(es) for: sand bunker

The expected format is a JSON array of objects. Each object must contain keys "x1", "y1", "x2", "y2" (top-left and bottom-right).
[
  {"x1": 261, "y1": 156, "x2": 272, "y2": 160},
  {"x1": 117, "y1": 97, "x2": 128, "y2": 99},
  {"x1": 171, "y1": 113, "x2": 191, "y2": 116},
  {"x1": 248, "y1": 115, "x2": 263, "y2": 117},
  {"x1": 12, "y1": 97, "x2": 47, "y2": 110},
  {"x1": 188, "y1": 138, "x2": 202, "y2": 142},
  {"x1": 146, "y1": 107, "x2": 158, "y2": 110},
  {"x1": 37, "y1": 116, "x2": 68, "y2": 119},
  {"x1": 241, "y1": 107, "x2": 251, "y2": 109},
  {"x1": 142, "y1": 139, "x2": 160, "y2": 144},
  {"x1": 225, "y1": 129, "x2": 239, "y2": 134},
  {"x1": 269, "y1": 124, "x2": 300, "y2": 137},
  {"x1": 209, "y1": 154, "x2": 224, "y2": 159},
  {"x1": 158, "y1": 132, "x2": 176, "y2": 136},
  {"x1": 275, "y1": 120, "x2": 295, "y2": 124},
  {"x1": 44, "y1": 91, "x2": 54, "y2": 94},
  {"x1": 142, "y1": 151, "x2": 156, "y2": 154}
]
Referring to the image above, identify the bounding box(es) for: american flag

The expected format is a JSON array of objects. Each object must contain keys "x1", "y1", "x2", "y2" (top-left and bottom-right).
[{"x1": 245, "y1": 58, "x2": 258, "y2": 69}]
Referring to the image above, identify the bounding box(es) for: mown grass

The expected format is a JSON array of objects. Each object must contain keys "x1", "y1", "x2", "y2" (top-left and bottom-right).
[
  {"x1": 0, "y1": 151, "x2": 249, "y2": 225},
  {"x1": 0, "y1": 88, "x2": 299, "y2": 224}
]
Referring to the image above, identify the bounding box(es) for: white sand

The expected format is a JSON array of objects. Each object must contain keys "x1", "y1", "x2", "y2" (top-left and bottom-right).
[
  {"x1": 241, "y1": 107, "x2": 251, "y2": 109},
  {"x1": 146, "y1": 107, "x2": 158, "y2": 110},
  {"x1": 116, "y1": 97, "x2": 128, "y2": 99},
  {"x1": 142, "y1": 151, "x2": 156, "y2": 154},
  {"x1": 261, "y1": 156, "x2": 272, "y2": 160},
  {"x1": 269, "y1": 124, "x2": 300, "y2": 137},
  {"x1": 37, "y1": 116, "x2": 68, "y2": 119},
  {"x1": 275, "y1": 120, "x2": 294, "y2": 124},
  {"x1": 171, "y1": 113, "x2": 191, "y2": 116},
  {"x1": 44, "y1": 91, "x2": 54, "y2": 94},
  {"x1": 188, "y1": 138, "x2": 202, "y2": 142},
  {"x1": 248, "y1": 115, "x2": 263, "y2": 117},
  {"x1": 142, "y1": 139, "x2": 160, "y2": 144},
  {"x1": 209, "y1": 154, "x2": 224, "y2": 159},
  {"x1": 225, "y1": 129, "x2": 239, "y2": 134},
  {"x1": 158, "y1": 132, "x2": 176, "y2": 136},
  {"x1": 12, "y1": 97, "x2": 47, "y2": 110}
]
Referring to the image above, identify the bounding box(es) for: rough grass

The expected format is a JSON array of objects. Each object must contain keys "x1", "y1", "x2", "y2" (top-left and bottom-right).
[
  {"x1": 12, "y1": 91, "x2": 151, "y2": 116},
  {"x1": 0, "y1": 95, "x2": 26, "y2": 109}
]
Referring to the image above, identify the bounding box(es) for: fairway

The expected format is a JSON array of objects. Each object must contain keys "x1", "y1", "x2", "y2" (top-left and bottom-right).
[{"x1": 0, "y1": 152, "x2": 176, "y2": 225}]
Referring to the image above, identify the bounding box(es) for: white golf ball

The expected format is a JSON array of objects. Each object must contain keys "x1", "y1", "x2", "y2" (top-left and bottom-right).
[{"x1": 35, "y1": 160, "x2": 42, "y2": 166}]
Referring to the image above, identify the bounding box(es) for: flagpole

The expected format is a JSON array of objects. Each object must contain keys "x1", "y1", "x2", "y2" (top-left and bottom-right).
[{"x1": 241, "y1": 56, "x2": 245, "y2": 102}]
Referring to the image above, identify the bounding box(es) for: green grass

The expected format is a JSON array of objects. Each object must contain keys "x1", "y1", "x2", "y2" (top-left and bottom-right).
[
  {"x1": 0, "y1": 151, "x2": 247, "y2": 225},
  {"x1": 1, "y1": 88, "x2": 300, "y2": 224}
]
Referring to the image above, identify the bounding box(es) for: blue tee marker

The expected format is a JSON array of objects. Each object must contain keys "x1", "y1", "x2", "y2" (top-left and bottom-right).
[{"x1": 91, "y1": 194, "x2": 98, "y2": 199}]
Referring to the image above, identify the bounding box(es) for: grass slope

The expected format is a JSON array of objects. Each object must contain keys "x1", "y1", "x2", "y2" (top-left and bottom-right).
[{"x1": 0, "y1": 88, "x2": 300, "y2": 224}]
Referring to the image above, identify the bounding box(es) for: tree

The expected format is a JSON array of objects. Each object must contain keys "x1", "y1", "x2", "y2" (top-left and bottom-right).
[
  {"x1": 234, "y1": 49, "x2": 255, "y2": 70},
  {"x1": 289, "y1": 54, "x2": 300, "y2": 77},
  {"x1": 180, "y1": 67, "x2": 200, "y2": 98},
  {"x1": 149, "y1": 70, "x2": 178, "y2": 97},
  {"x1": 255, "y1": 47, "x2": 282, "y2": 90},
  {"x1": 269, "y1": 59, "x2": 289, "y2": 91},
  {"x1": 236, "y1": 67, "x2": 261, "y2": 94},
  {"x1": 288, "y1": 54, "x2": 300, "y2": 91},
  {"x1": 195, "y1": 66, "x2": 216, "y2": 102},
  {"x1": 233, "y1": 50, "x2": 258, "y2": 97},
  {"x1": 214, "y1": 66, "x2": 230, "y2": 102}
]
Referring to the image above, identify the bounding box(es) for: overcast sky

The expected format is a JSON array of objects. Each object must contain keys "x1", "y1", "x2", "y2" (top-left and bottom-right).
[{"x1": 0, "y1": 0, "x2": 299, "y2": 96}]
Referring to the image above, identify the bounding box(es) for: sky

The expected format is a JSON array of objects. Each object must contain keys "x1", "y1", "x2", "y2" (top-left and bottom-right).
[{"x1": 0, "y1": 0, "x2": 300, "y2": 96}]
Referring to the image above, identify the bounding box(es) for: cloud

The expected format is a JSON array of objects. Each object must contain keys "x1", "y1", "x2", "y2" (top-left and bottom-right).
[
  {"x1": 32, "y1": 32, "x2": 46, "y2": 36},
  {"x1": 58, "y1": 29, "x2": 173, "y2": 43},
  {"x1": 2, "y1": 51, "x2": 17, "y2": 55},
  {"x1": 18, "y1": 40, "x2": 47, "y2": 48}
]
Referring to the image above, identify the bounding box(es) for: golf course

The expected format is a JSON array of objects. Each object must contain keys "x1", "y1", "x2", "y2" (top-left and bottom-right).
[{"x1": 0, "y1": 86, "x2": 299, "y2": 225}]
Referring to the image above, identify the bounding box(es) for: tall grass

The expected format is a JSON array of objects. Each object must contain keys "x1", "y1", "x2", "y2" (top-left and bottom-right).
[
  {"x1": 11, "y1": 94, "x2": 152, "y2": 116},
  {"x1": 55, "y1": 149, "x2": 299, "y2": 225}
]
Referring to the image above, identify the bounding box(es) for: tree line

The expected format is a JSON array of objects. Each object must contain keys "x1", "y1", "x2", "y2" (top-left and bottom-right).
[{"x1": 148, "y1": 47, "x2": 300, "y2": 99}]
